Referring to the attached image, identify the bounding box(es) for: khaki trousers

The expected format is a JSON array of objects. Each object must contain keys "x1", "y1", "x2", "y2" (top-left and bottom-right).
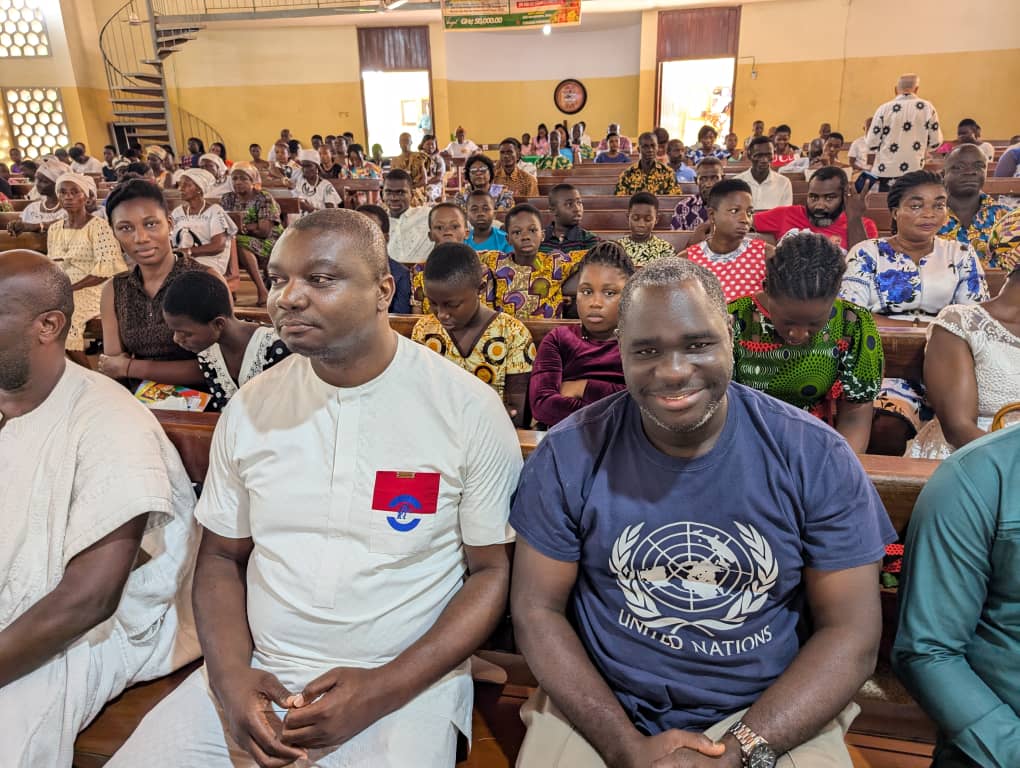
[{"x1": 515, "y1": 688, "x2": 860, "y2": 768}]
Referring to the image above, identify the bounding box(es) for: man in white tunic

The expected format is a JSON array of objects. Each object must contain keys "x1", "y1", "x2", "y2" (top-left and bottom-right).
[
  {"x1": 0, "y1": 250, "x2": 201, "y2": 767},
  {"x1": 385, "y1": 169, "x2": 433, "y2": 264},
  {"x1": 110, "y1": 209, "x2": 522, "y2": 767}
]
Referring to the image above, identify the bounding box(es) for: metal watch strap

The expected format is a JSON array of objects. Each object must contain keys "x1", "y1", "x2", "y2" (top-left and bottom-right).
[{"x1": 727, "y1": 720, "x2": 767, "y2": 760}]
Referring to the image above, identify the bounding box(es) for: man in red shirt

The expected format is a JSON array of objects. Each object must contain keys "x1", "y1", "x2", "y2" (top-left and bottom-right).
[{"x1": 752, "y1": 166, "x2": 877, "y2": 250}]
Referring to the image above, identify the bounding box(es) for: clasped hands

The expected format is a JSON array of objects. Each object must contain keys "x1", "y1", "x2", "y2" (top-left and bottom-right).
[
  {"x1": 218, "y1": 665, "x2": 396, "y2": 768},
  {"x1": 627, "y1": 729, "x2": 742, "y2": 768}
]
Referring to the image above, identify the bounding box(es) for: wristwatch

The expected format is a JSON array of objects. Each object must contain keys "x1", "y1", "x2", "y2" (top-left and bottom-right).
[{"x1": 727, "y1": 721, "x2": 777, "y2": 768}]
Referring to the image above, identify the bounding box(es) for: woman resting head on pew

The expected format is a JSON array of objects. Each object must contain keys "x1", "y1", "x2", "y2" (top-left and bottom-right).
[
  {"x1": 98, "y1": 178, "x2": 209, "y2": 389},
  {"x1": 219, "y1": 163, "x2": 282, "y2": 306},
  {"x1": 529, "y1": 241, "x2": 634, "y2": 428},
  {"x1": 679, "y1": 178, "x2": 774, "y2": 302},
  {"x1": 169, "y1": 168, "x2": 238, "y2": 276},
  {"x1": 411, "y1": 241, "x2": 535, "y2": 427},
  {"x1": 163, "y1": 270, "x2": 290, "y2": 412},
  {"x1": 908, "y1": 247, "x2": 1020, "y2": 458},
  {"x1": 197, "y1": 153, "x2": 233, "y2": 197},
  {"x1": 7, "y1": 157, "x2": 72, "y2": 235},
  {"x1": 45, "y1": 172, "x2": 127, "y2": 367},
  {"x1": 729, "y1": 232, "x2": 884, "y2": 453},
  {"x1": 841, "y1": 170, "x2": 989, "y2": 447}
]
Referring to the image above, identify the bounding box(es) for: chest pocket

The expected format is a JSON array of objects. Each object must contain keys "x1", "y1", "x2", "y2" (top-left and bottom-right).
[
  {"x1": 990, "y1": 523, "x2": 1020, "y2": 602},
  {"x1": 368, "y1": 470, "x2": 445, "y2": 557}
]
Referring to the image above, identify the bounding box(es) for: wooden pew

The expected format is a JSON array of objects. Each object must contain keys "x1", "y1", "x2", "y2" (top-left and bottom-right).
[
  {"x1": 496, "y1": 209, "x2": 674, "y2": 231},
  {"x1": 230, "y1": 311, "x2": 933, "y2": 390},
  {"x1": 526, "y1": 194, "x2": 694, "y2": 210},
  {"x1": 0, "y1": 230, "x2": 47, "y2": 253}
]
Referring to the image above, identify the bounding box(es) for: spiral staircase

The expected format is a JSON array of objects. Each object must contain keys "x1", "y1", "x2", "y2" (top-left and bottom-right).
[{"x1": 100, "y1": 0, "x2": 221, "y2": 152}]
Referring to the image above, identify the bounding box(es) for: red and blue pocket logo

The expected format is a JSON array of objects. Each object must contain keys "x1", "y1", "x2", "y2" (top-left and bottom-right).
[{"x1": 371, "y1": 471, "x2": 441, "y2": 532}]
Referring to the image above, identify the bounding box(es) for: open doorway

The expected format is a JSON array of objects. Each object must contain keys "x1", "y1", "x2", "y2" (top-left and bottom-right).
[
  {"x1": 658, "y1": 57, "x2": 735, "y2": 148},
  {"x1": 362, "y1": 70, "x2": 431, "y2": 158}
]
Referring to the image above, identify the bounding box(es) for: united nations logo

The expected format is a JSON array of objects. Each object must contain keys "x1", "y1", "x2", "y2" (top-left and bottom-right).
[{"x1": 611, "y1": 522, "x2": 778, "y2": 636}]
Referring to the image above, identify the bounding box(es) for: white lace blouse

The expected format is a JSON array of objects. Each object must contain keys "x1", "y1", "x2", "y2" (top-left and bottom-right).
[{"x1": 907, "y1": 304, "x2": 1020, "y2": 458}]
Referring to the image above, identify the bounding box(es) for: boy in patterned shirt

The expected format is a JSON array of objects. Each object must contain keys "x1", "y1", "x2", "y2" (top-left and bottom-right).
[
  {"x1": 412, "y1": 242, "x2": 535, "y2": 426},
  {"x1": 480, "y1": 204, "x2": 585, "y2": 319},
  {"x1": 616, "y1": 192, "x2": 676, "y2": 265}
]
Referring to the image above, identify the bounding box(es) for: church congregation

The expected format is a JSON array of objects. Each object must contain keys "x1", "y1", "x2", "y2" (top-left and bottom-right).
[{"x1": 2, "y1": 2, "x2": 1020, "y2": 767}]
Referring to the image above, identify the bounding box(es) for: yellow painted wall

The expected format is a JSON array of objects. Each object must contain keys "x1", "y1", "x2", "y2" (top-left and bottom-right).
[
  {"x1": 443, "y1": 76, "x2": 639, "y2": 146},
  {"x1": 734, "y1": 0, "x2": 1020, "y2": 140},
  {"x1": 166, "y1": 83, "x2": 366, "y2": 158}
]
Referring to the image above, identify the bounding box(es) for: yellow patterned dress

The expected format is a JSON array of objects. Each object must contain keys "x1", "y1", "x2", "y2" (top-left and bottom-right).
[
  {"x1": 411, "y1": 312, "x2": 535, "y2": 399},
  {"x1": 478, "y1": 249, "x2": 585, "y2": 319},
  {"x1": 46, "y1": 217, "x2": 127, "y2": 351}
]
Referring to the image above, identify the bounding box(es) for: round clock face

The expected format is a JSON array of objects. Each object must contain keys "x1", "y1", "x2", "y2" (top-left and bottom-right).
[
  {"x1": 554, "y1": 79, "x2": 587, "y2": 115},
  {"x1": 749, "y1": 744, "x2": 778, "y2": 768}
]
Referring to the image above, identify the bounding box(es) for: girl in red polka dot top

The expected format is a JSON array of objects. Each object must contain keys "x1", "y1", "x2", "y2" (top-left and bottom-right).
[{"x1": 680, "y1": 178, "x2": 774, "y2": 302}]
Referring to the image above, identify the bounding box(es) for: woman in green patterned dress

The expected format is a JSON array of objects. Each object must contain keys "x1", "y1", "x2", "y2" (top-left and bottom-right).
[
  {"x1": 219, "y1": 163, "x2": 282, "y2": 306},
  {"x1": 728, "y1": 232, "x2": 884, "y2": 453}
]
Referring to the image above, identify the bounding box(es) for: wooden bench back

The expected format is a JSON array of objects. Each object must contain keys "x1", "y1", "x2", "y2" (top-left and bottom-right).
[{"x1": 154, "y1": 409, "x2": 935, "y2": 536}]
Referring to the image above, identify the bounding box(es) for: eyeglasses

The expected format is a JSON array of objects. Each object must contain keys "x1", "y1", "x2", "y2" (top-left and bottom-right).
[{"x1": 468, "y1": 166, "x2": 489, "y2": 175}]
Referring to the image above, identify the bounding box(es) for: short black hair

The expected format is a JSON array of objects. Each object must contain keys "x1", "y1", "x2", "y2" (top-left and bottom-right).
[
  {"x1": 809, "y1": 165, "x2": 848, "y2": 193},
  {"x1": 957, "y1": 118, "x2": 980, "y2": 131},
  {"x1": 68, "y1": 146, "x2": 85, "y2": 160},
  {"x1": 312, "y1": 134, "x2": 323, "y2": 141},
  {"x1": 106, "y1": 177, "x2": 169, "y2": 218},
  {"x1": 161, "y1": 143, "x2": 175, "y2": 158},
  {"x1": 287, "y1": 208, "x2": 388, "y2": 280},
  {"x1": 747, "y1": 136, "x2": 773, "y2": 154},
  {"x1": 428, "y1": 201, "x2": 467, "y2": 229},
  {"x1": 287, "y1": 139, "x2": 299, "y2": 155},
  {"x1": 765, "y1": 232, "x2": 846, "y2": 300},
  {"x1": 579, "y1": 241, "x2": 635, "y2": 278},
  {"x1": 697, "y1": 125, "x2": 717, "y2": 140},
  {"x1": 499, "y1": 137, "x2": 522, "y2": 153},
  {"x1": 423, "y1": 242, "x2": 483, "y2": 286},
  {"x1": 504, "y1": 203, "x2": 542, "y2": 231},
  {"x1": 348, "y1": 143, "x2": 365, "y2": 156},
  {"x1": 356, "y1": 203, "x2": 389, "y2": 235},
  {"x1": 606, "y1": 132, "x2": 620, "y2": 140},
  {"x1": 187, "y1": 137, "x2": 206, "y2": 153},
  {"x1": 628, "y1": 191, "x2": 658, "y2": 210},
  {"x1": 827, "y1": 132, "x2": 845, "y2": 144},
  {"x1": 124, "y1": 161, "x2": 150, "y2": 176},
  {"x1": 385, "y1": 168, "x2": 413, "y2": 187},
  {"x1": 549, "y1": 183, "x2": 578, "y2": 202},
  {"x1": 695, "y1": 156, "x2": 724, "y2": 171},
  {"x1": 707, "y1": 178, "x2": 752, "y2": 209},
  {"x1": 775, "y1": 124, "x2": 792, "y2": 135},
  {"x1": 163, "y1": 270, "x2": 233, "y2": 323},
  {"x1": 465, "y1": 154, "x2": 495, "y2": 179},
  {"x1": 104, "y1": 144, "x2": 116, "y2": 152},
  {"x1": 467, "y1": 188, "x2": 494, "y2": 203}
]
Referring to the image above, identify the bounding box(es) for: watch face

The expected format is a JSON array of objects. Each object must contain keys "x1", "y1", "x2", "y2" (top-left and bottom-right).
[{"x1": 748, "y1": 744, "x2": 778, "y2": 768}]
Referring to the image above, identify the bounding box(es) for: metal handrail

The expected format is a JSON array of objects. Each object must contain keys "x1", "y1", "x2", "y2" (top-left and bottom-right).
[{"x1": 99, "y1": 0, "x2": 223, "y2": 152}]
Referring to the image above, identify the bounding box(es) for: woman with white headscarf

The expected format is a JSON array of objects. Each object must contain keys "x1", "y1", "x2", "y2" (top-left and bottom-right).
[
  {"x1": 219, "y1": 162, "x2": 280, "y2": 305},
  {"x1": 47, "y1": 172, "x2": 127, "y2": 364},
  {"x1": 6, "y1": 158, "x2": 71, "y2": 235},
  {"x1": 293, "y1": 148, "x2": 342, "y2": 212},
  {"x1": 169, "y1": 168, "x2": 238, "y2": 275},
  {"x1": 146, "y1": 145, "x2": 172, "y2": 188},
  {"x1": 198, "y1": 153, "x2": 233, "y2": 197}
]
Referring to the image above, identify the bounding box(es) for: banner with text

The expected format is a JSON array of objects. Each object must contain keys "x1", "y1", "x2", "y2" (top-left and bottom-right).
[{"x1": 441, "y1": 0, "x2": 581, "y2": 30}]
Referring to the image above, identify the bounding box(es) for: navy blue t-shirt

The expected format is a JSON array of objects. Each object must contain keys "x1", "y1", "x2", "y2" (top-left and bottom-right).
[{"x1": 510, "y1": 383, "x2": 896, "y2": 733}]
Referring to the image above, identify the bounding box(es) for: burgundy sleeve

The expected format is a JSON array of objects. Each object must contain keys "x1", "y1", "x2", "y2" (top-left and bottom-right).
[
  {"x1": 581, "y1": 379, "x2": 628, "y2": 403},
  {"x1": 863, "y1": 216, "x2": 879, "y2": 239},
  {"x1": 529, "y1": 329, "x2": 584, "y2": 427}
]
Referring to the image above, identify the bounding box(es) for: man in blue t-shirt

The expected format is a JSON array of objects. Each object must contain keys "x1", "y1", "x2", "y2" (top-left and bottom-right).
[{"x1": 510, "y1": 258, "x2": 896, "y2": 768}]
